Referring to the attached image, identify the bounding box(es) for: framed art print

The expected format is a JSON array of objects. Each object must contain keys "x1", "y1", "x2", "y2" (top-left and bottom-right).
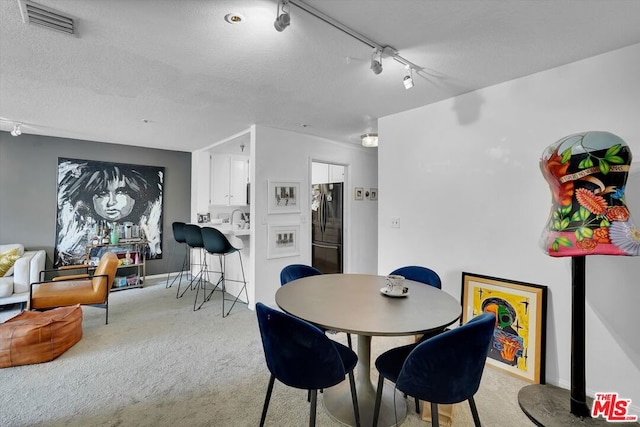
[
  {"x1": 268, "y1": 180, "x2": 301, "y2": 214},
  {"x1": 354, "y1": 187, "x2": 364, "y2": 201},
  {"x1": 461, "y1": 272, "x2": 547, "y2": 383},
  {"x1": 267, "y1": 224, "x2": 300, "y2": 259}
]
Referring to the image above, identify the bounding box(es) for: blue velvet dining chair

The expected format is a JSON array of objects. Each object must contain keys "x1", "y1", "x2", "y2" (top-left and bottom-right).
[
  {"x1": 389, "y1": 265, "x2": 441, "y2": 289},
  {"x1": 388, "y1": 265, "x2": 445, "y2": 411},
  {"x1": 372, "y1": 312, "x2": 496, "y2": 427},
  {"x1": 280, "y1": 264, "x2": 352, "y2": 349},
  {"x1": 280, "y1": 264, "x2": 322, "y2": 285},
  {"x1": 255, "y1": 303, "x2": 361, "y2": 427}
]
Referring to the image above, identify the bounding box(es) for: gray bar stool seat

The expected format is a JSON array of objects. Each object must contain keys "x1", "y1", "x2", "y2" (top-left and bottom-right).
[
  {"x1": 177, "y1": 224, "x2": 207, "y2": 299},
  {"x1": 198, "y1": 226, "x2": 248, "y2": 317}
]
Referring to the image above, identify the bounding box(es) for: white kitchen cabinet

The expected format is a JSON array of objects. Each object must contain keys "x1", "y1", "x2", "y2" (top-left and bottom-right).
[
  {"x1": 329, "y1": 164, "x2": 345, "y2": 182},
  {"x1": 211, "y1": 154, "x2": 249, "y2": 206},
  {"x1": 312, "y1": 162, "x2": 344, "y2": 184}
]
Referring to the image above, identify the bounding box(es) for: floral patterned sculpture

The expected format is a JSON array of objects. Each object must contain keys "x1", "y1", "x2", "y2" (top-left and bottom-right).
[
  {"x1": 521, "y1": 131, "x2": 639, "y2": 423},
  {"x1": 540, "y1": 131, "x2": 639, "y2": 257}
]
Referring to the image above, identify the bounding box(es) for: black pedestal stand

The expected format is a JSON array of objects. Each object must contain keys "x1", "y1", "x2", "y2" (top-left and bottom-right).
[{"x1": 518, "y1": 257, "x2": 637, "y2": 426}]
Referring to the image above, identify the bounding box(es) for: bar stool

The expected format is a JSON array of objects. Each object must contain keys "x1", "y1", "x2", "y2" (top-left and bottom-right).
[
  {"x1": 197, "y1": 226, "x2": 248, "y2": 317},
  {"x1": 177, "y1": 224, "x2": 207, "y2": 299},
  {"x1": 166, "y1": 221, "x2": 189, "y2": 289}
]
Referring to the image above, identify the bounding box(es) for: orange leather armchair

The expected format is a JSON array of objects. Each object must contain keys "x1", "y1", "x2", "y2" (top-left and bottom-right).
[{"x1": 29, "y1": 252, "x2": 118, "y2": 324}]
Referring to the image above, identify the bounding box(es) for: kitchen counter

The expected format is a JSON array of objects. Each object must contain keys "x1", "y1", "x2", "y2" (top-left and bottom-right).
[{"x1": 195, "y1": 222, "x2": 250, "y2": 237}]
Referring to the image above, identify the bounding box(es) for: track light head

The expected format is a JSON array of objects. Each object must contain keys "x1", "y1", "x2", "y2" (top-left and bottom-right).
[
  {"x1": 371, "y1": 59, "x2": 382, "y2": 75},
  {"x1": 11, "y1": 124, "x2": 22, "y2": 136},
  {"x1": 403, "y1": 66, "x2": 414, "y2": 90},
  {"x1": 274, "y1": 0, "x2": 290, "y2": 32},
  {"x1": 371, "y1": 49, "x2": 383, "y2": 75}
]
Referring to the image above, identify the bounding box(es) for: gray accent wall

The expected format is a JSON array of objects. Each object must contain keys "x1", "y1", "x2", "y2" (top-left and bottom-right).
[{"x1": 0, "y1": 131, "x2": 191, "y2": 276}]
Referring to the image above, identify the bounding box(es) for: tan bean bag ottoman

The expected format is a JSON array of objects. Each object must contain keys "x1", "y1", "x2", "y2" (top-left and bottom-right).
[{"x1": 0, "y1": 305, "x2": 83, "y2": 368}]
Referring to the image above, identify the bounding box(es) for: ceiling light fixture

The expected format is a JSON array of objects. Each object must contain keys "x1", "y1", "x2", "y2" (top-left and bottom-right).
[
  {"x1": 11, "y1": 124, "x2": 22, "y2": 136},
  {"x1": 224, "y1": 13, "x2": 244, "y2": 24},
  {"x1": 274, "y1": 0, "x2": 290, "y2": 32},
  {"x1": 403, "y1": 66, "x2": 414, "y2": 89},
  {"x1": 361, "y1": 133, "x2": 378, "y2": 148},
  {"x1": 371, "y1": 48, "x2": 382, "y2": 75}
]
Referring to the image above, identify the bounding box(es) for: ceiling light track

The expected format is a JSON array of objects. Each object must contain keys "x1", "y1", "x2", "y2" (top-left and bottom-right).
[{"x1": 288, "y1": 0, "x2": 419, "y2": 71}]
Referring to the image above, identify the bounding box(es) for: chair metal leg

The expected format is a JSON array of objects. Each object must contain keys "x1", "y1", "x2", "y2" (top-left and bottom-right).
[
  {"x1": 309, "y1": 389, "x2": 317, "y2": 427},
  {"x1": 431, "y1": 402, "x2": 439, "y2": 427},
  {"x1": 204, "y1": 255, "x2": 224, "y2": 303},
  {"x1": 372, "y1": 375, "x2": 384, "y2": 427},
  {"x1": 469, "y1": 396, "x2": 481, "y2": 426},
  {"x1": 347, "y1": 370, "x2": 361, "y2": 427},
  {"x1": 195, "y1": 256, "x2": 220, "y2": 312},
  {"x1": 222, "y1": 251, "x2": 248, "y2": 318},
  {"x1": 415, "y1": 397, "x2": 420, "y2": 413},
  {"x1": 165, "y1": 243, "x2": 174, "y2": 289},
  {"x1": 259, "y1": 374, "x2": 275, "y2": 427},
  {"x1": 177, "y1": 247, "x2": 201, "y2": 299},
  {"x1": 167, "y1": 246, "x2": 189, "y2": 289},
  {"x1": 347, "y1": 333, "x2": 353, "y2": 349}
]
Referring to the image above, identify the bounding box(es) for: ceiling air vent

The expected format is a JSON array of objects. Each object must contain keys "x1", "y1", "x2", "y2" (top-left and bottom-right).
[{"x1": 18, "y1": 0, "x2": 76, "y2": 36}]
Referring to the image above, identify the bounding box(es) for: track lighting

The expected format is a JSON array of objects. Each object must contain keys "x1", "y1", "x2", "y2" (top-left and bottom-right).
[
  {"x1": 274, "y1": 0, "x2": 290, "y2": 32},
  {"x1": 11, "y1": 124, "x2": 22, "y2": 136},
  {"x1": 371, "y1": 49, "x2": 382, "y2": 75},
  {"x1": 403, "y1": 66, "x2": 414, "y2": 90},
  {"x1": 361, "y1": 133, "x2": 378, "y2": 148}
]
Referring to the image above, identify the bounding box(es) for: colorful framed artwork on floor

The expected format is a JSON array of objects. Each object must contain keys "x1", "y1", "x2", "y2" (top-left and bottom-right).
[{"x1": 461, "y1": 272, "x2": 547, "y2": 384}]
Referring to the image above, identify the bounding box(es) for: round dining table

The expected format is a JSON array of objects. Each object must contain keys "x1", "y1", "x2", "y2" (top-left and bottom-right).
[{"x1": 275, "y1": 273, "x2": 461, "y2": 427}]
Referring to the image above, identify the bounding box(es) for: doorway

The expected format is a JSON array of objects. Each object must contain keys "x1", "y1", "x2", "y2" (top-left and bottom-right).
[{"x1": 311, "y1": 161, "x2": 345, "y2": 273}]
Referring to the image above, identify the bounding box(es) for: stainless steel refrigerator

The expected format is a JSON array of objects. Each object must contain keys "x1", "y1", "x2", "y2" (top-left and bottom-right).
[{"x1": 311, "y1": 183, "x2": 343, "y2": 273}]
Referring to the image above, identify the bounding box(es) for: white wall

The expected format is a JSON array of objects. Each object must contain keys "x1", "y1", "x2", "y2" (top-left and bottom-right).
[
  {"x1": 378, "y1": 43, "x2": 640, "y2": 414},
  {"x1": 253, "y1": 125, "x2": 378, "y2": 307}
]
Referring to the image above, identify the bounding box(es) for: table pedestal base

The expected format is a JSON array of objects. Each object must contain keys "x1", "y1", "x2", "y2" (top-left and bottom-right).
[
  {"x1": 518, "y1": 384, "x2": 638, "y2": 426},
  {"x1": 324, "y1": 378, "x2": 406, "y2": 427},
  {"x1": 324, "y1": 334, "x2": 407, "y2": 427}
]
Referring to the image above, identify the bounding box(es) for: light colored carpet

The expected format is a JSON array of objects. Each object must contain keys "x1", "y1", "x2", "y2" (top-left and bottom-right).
[{"x1": 1, "y1": 278, "x2": 534, "y2": 426}]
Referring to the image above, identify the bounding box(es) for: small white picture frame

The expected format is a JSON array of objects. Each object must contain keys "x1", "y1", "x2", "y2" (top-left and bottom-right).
[
  {"x1": 268, "y1": 180, "x2": 301, "y2": 214},
  {"x1": 267, "y1": 224, "x2": 300, "y2": 259},
  {"x1": 369, "y1": 188, "x2": 378, "y2": 201},
  {"x1": 354, "y1": 187, "x2": 364, "y2": 201}
]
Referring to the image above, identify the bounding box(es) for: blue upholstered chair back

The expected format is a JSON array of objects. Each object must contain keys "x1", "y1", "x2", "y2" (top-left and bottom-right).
[
  {"x1": 280, "y1": 264, "x2": 322, "y2": 286},
  {"x1": 390, "y1": 265, "x2": 441, "y2": 289},
  {"x1": 256, "y1": 303, "x2": 347, "y2": 390},
  {"x1": 183, "y1": 224, "x2": 204, "y2": 249},
  {"x1": 396, "y1": 313, "x2": 496, "y2": 404},
  {"x1": 201, "y1": 226, "x2": 236, "y2": 255},
  {"x1": 172, "y1": 221, "x2": 187, "y2": 244}
]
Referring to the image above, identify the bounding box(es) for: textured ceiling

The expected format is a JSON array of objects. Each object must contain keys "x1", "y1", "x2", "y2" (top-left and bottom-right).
[{"x1": 1, "y1": 0, "x2": 640, "y2": 152}]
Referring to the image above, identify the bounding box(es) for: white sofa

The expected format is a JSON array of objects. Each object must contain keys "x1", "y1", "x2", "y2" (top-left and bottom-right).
[{"x1": 0, "y1": 244, "x2": 46, "y2": 309}]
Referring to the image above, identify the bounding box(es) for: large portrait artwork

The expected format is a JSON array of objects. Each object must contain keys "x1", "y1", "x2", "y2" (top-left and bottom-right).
[{"x1": 55, "y1": 158, "x2": 164, "y2": 267}]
